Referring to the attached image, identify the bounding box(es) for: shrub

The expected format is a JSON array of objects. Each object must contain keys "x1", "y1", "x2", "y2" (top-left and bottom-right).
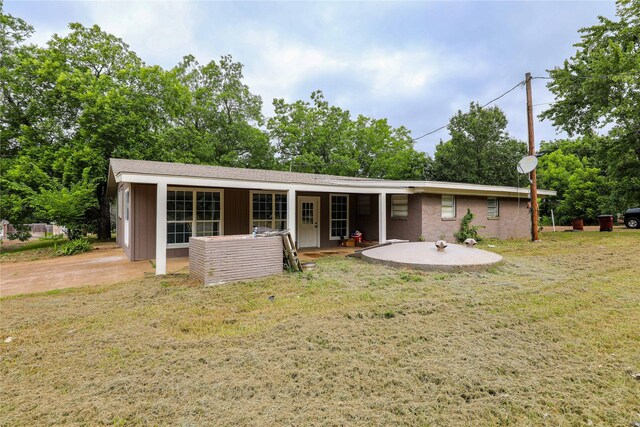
[
  {"x1": 56, "y1": 238, "x2": 92, "y2": 256},
  {"x1": 454, "y1": 209, "x2": 484, "y2": 243},
  {"x1": 7, "y1": 224, "x2": 32, "y2": 242}
]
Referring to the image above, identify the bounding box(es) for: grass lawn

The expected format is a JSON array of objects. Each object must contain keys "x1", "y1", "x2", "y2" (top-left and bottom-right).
[
  {"x1": 0, "y1": 235, "x2": 111, "y2": 263},
  {"x1": 0, "y1": 237, "x2": 66, "y2": 262},
  {"x1": 1, "y1": 231, "x2": 639, "y2": 426}
]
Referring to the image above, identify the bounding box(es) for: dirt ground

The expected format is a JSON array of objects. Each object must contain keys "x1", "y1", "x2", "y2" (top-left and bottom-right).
[{"x1": 0, "y1": 242, "x2": 189, "y2": 297}]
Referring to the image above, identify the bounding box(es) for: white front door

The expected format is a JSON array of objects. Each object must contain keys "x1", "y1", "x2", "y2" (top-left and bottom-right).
[{"x1": 297, "y1": 196, "x2": 320, "y2": 248}]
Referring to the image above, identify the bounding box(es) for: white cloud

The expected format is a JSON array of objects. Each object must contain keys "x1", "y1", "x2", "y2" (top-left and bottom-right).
[
  {"x1": 236, "y1": 28, "x2": 487, "y2": 121},
  {"x1": 77, "y1": 1, "x2": 203, "y2": 67}
]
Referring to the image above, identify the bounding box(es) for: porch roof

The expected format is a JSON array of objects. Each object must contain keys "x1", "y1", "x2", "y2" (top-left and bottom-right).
[{"x1": 107, "y1": 158, "x2": 556, "y2": 198}]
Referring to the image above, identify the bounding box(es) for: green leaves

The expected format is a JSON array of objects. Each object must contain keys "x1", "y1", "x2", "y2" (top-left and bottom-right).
[
  {"x1": 32, "y1": 178, "x2": 97, "y2": 240},
  {"x1": 165, "y1": 54, "x2": 272, "y2": 169},
  {"x1": 537, "y1": 138, "x2": 613, "y2": 224},
  {"x1": 267, "y1": 91, "x2": 428, "y2": 179},
  {"x1": 540, "y1": 0, "x2": 640, "y2": 210},
  {"x1": 429, "y1": 102, "x2": 527, "y2": 186}
]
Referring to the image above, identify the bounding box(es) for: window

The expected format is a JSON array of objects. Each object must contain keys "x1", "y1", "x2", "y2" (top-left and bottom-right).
[
  {"x1": 118, "y1": 189, "x2": 123, "y2": 219},
  {"x1": 251, "y1": 191, "x2": 287, "y2": 231},
  {"x1": 330, "y1": 194, "x2": 349, "y2": 240},
  {"x1": 487, "y1": 197, "x2": 499, "y2": 218},
  {"x1": 357, "y1": 195, "x2": 370, "y2": 216},
  {"x1": 167, "y1": 189, "x2": 222, "y2": 245},
  {"x1": 391, "y1": 195, "x2": 408, "y2": 218},
  {"x1": 124, "y1": 189, "x2": 130, "y2": 247},
  {"x1": 441, "y1": 195, "x2": 456, "y2": 219}
]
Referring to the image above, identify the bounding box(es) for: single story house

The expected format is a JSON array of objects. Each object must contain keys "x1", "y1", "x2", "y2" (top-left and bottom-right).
[{"x1": 107, "y1": 158, "x2": 556, "y2": 275}]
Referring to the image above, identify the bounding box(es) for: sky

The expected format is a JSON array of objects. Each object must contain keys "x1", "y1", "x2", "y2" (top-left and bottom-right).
[{"x1": 5, "y1": 1, "x2": 616, "y2": 155}]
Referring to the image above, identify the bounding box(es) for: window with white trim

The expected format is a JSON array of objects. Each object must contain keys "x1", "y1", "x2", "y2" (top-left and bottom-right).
[
  {"x1": 118, "y1": 189, "x2": 123, "y2": 219},
  {"x1": 124, "y1": 188, "x2": 130, "y2": 247},
  {"x1": 330, "y1": 194, "x2": 349, "y2": 240},
  {"x1": 487, "y1": 197, "x2": 499, "y2": 218},
  {"x1": 251, "y1": 191, "x2": 287, "y2": 231},
  {"x1": 167, "y1": 189, "x2": 221, "y2": 245},
  {"x1": 441, "y1": 195, "x2": 456, "y2": 219},
  {"x1": 391, "y1": 195, "x2": 408, "y2": 218}
]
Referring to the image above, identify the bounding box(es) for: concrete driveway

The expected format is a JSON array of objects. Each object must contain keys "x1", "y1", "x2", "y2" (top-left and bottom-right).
[{"x1": 0, "y1": 243, "x2": 189, "y2": 297}]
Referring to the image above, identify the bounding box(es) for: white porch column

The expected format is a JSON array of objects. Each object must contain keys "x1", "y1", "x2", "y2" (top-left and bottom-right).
[
  {"x1": 155, "y1": 182, "x2": 167, "y2": 275},
  {"x1": 287, "y1": 188, "x2": 297, "y2": 247},
  {"x1": 378, "y1": 192, "x2": 387, "y2": 244}
]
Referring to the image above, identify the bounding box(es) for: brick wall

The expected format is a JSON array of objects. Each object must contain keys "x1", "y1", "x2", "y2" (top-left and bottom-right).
[
  {"x1": 421, "y1": 194, "x2": 530, "y2": 241},
  {"x1": 386, "y1": 194, "x2": 424, "y2": 241}
]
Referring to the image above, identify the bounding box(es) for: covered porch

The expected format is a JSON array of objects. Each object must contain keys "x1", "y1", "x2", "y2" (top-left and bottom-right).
[
  {"x1": 152, "y1": 186, "x2": 391, "y2": 275},
  {"x1": 116, "y1": 181, "x2": 401, "y2": 275}
]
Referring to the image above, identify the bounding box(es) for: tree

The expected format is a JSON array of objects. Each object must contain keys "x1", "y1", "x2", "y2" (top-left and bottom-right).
[
  {"x1": 540, "y1": 0, "x2": 640, "y2": 209},
  {"x1": 32, "y1": 177, "x2": 97, "y2": 240},
  {"x1": 429, "y1": 102, "x2": 527, "y2": 186},
  {"x1": 537, "y1": 137, "x2": 612, "y2": 224},
  {"x1": 268, "y1": 91, "x2": 429, "y2": 179},
  {"x1": 1, "y1": 15, "x2": 179, "y2": 239},
  {"x1": 164, "y1": 55, "x2": 274, "y2": 169},
  {"x1": 1, "y1": 10, "x2": 271, "y2": 239}
]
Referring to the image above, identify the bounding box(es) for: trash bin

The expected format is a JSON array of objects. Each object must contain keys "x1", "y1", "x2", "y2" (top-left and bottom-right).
[
  {"x1": 597, "y1": 215, "x2": 614, "y2": 232},
  {"x1": 571, "y1": 219, "x2": 584, "y2": 231}
]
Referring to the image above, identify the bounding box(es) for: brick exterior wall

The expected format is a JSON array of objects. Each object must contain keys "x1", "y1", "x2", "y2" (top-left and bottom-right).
[
  {"x1": 421, "y1": 194, "x2": 530, "y2": 241},
  {"x1": 386, "y1": 194, "x2": 424, "y2": 241}
]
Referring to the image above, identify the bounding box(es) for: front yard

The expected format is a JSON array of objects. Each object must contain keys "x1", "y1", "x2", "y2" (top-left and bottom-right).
[{"x1": 1, "y1": 232, "x2": 639, "y2": 425}]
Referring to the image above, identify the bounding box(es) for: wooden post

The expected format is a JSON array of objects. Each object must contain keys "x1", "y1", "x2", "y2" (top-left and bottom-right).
[{"x1": 525, "y1": 72, "x2": 540, "y2": 241}]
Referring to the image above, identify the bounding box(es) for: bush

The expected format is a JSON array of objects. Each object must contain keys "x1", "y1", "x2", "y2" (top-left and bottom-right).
[
  {"x1": 454, "y1": 209, "x2": 484, "y2": 243},
  {"x1": 7, "y1": 224, "x2": 32, "y2": 242},
  {"x1": 56, "y1": 238, "x2": 92, "y2": 256}
]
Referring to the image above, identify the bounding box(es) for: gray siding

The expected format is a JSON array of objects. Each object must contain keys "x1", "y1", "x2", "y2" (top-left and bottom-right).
[
  {"x1": 131, "y1": 184, "x2": 157, "y2": 261},
  {"x1": 224, "y1": 188, "x2": 250, "y2": 235}
]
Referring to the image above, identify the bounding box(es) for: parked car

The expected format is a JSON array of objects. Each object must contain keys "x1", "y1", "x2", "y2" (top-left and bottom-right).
[{"x1": 624, "y1": 208, "x2": 640, "y2": 229}]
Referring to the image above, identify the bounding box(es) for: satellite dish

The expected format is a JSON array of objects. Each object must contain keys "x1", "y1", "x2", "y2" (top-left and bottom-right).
[{"x1": 517, "y1": 155, "x2": 538, "y2": 174}]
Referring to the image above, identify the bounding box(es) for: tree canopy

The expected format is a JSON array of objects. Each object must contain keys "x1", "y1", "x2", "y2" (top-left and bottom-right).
[
  {"x1": 540, "y1": 0, "x2": 640, "y2": 210},
  {"x1": 0, "y1": 8, "x2": 431, "y2": 239},
  {"x1": 536, "y1": 137, "x2": 611, "y2": 224},
  {"x1": 428, "y1": 102, "x2": 527, "y2": 187},
  {"x1": 268, "y1": 90, "x2": 429, "y2": 179}
]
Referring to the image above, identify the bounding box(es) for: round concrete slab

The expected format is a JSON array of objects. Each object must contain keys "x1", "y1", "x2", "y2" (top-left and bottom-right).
[{"x1": 360, "y1": 242, "x2": 502, "y2": 272}]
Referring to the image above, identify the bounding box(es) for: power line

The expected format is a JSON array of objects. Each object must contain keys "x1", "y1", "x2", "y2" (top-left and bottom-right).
[
  {"x1": 533, "y1": 72, "x2": 640, "y2": 80},
  {"x1": 532, "y1": 101, "x2": 555, "y2": 107},
  {"x1": 411, "y1": 71, "x2": 640, "y2": 142},
  {"x1": 479, "y1": 80, "x2": 525, "y2": 108},
  {"x1": 412, "y1": 79, "x2": 525, "y2": 141}
]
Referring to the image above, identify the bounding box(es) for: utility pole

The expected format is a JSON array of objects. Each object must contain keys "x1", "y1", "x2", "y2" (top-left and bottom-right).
[{"x1": 525, "y1": 72, "x2": 540, "y2": 241}]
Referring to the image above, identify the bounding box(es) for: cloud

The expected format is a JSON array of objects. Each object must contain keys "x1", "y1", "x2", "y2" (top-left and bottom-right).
[
  {"x1": 236, "y1": 27, "x2": 488, "y2": 125},
  {"x1": 8, "y1": 0, "x2": 613, "y2": 155},
  {"x1": 77, "y1": 1, "x2": 203, "y2": 67}
]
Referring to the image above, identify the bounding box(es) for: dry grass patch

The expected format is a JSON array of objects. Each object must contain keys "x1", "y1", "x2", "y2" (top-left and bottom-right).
[{"x1": 1, "y1": 231, "x2": 639, "y2": 426}]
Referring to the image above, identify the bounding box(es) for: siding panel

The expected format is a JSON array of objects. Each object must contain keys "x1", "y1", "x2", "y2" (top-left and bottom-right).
[
  {"x1": 132, "y1": 184, "x2": 157, "y2": 261},
  {"x1": 224, "y1": 188, "x2": 250, "y2": 235},
  {"x1": 189, "y1": 235, "x2": 283, "y2": 285}
]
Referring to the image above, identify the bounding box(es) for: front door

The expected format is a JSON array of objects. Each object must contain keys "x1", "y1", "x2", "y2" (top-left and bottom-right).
[{"x1": 298, "y1": 196, "x2": 320, "y2": 248}]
